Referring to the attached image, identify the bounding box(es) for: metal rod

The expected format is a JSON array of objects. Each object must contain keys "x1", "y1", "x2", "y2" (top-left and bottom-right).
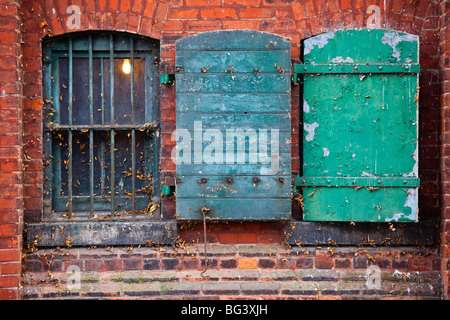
[
  {"x1": 110, "y1": 34, "x2": 115, "y2": 214},
  {"x1": 131, "y1": 129, "x2": 136, "y2": 217},
  {"x1": 130, "y1": 38, "x2": 135, "y2": 125},
  {"x1": 100, "y1": 58, "x2": 106, "y2": 197},
  {"x1": 89, "y1": 35, "x2": 94, "y2": 218},
  {"x1": 68, "y1": 130, "x2": 73, "y2": 217},
  {"x1": 130, "y1": 38, "x2": 136, "y2": 217},
  {"x1": 68, "y1": 38, "x2": 73, "y2": 218},
  {"x1": 111, "y1": 129, "x2": 115, "y2": 214},
  {"x1": 49, "y1": 124, "x2": 155, "y2": 130}
]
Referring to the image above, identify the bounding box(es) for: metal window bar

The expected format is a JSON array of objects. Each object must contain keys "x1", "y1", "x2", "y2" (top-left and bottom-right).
[
  {"x1": 89, "y1": 34, "x2": 94, "y2": 219},
  {"x1": 130, "y1": 38, "x2": 136, "y2": 217},
  {"x1": 68, "y1": 38, "x2": 73, "y2": 218},
  {"x1": 100, "y1": 58, "x2": 106, "y2": 197},
  {"x1": 110, "y1": 34, "x2": 115, "y2": 216}
]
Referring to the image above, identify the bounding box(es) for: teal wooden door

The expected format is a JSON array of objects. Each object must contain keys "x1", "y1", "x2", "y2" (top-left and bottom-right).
[
  {"x1": 295, "y1": 29, "x2": 420, "y2": 222},
  {"x1": 175, "y1": 30, "x2": 291, "y2": 220}
]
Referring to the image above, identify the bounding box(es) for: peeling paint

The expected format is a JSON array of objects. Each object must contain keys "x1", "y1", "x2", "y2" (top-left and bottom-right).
[
  {"x1": 304, "y1": 122, "x2": 319, "y2": 142},
  {"x1": 402, "y1": 144, "x2": 418, "y2": 178},
  {"x1": 304, "y1": 32, "x2": 335, "y2": 55},
  {"x1": 385, "y1": 188, "x2": 418, "y2": 222},
  {"x1": 381, "y1": 32, "x2": 418, "y2": 61},
  {"x1": 322, "y1": 148, "x2": 330, "y2": 157},
  {"x1": 361, "y1": 171, "x2": 373, "y2": 177},
  {"x1": 330, "y1": 56, "x2": 355, "y2": 64},
  {"x1": 303, "y1": 99, "x2": 310, "y2": 113}
]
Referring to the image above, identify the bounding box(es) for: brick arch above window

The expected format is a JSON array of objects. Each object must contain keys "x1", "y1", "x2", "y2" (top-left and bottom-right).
[{"x1": 19, "y1": 0, "x2": 170, "y2": 40}]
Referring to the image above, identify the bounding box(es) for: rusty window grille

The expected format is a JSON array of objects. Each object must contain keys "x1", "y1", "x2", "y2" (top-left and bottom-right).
[{"x1": 42, "y1": 32, "x2": 161, "y2": 220}]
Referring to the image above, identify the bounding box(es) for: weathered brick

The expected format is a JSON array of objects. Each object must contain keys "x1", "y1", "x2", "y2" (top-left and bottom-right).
[
  {"x1": 202, "y1": 282, "x2": 240, "y2": 295},
  {"x1": 220, "y1": 259, "x2": 237, "y2": 269},
  {"x1": 239, "y1": 7, "x2": 274, "y2": 19},
  {"x1": 258, "y1": 258, "x2": 276, "y2": 269},
  {"x1": 201, "y1": 8, "x2": 237, "y2": 19},
  {"x1": 238, "y1": 258, "x2": 257, "y2": 269},
  {"x1": 241, "y1": 282, "x2": 280, "y2": 295}
]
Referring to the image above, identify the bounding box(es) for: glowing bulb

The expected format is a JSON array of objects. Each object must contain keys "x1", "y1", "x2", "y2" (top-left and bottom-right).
[{"x1": 122, "y1": 59, "x2": 131, "y2": 74}]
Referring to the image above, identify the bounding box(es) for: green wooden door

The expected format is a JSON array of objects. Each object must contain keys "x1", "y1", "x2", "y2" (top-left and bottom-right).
[
  {"x1": 295, "y1": 29, "x2": 420, "y2": 222},
  {"x1": 175, "y1": 30, "x2": 291, "y2": 220}
]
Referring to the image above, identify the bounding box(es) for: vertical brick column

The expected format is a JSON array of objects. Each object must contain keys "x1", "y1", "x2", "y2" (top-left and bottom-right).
[
  {"x1": 440, "y1": 0, "x2": 450, "y2": 300},
  {"x1": 0, "y1": 0, "x2": 23, "y2": 300}
]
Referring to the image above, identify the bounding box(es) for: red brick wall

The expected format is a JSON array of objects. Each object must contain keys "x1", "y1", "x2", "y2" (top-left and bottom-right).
[
  {"x1": 439, "y1": 0, "x2": 450, "y2": 300},
  {"x1": 0, "y1": 0, "x2": 23, "y2": 300},
  {"x1": 21, "y1": 246, "x2": 442, "y2": 299},
  {"x1": 0, "y1": 0, "x2": 445, "y2": 299}
]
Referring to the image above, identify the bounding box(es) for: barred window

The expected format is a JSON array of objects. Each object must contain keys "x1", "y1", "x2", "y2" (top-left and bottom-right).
[{"x1": 42, "y1": 32, "x2": 160, "y2": 220}]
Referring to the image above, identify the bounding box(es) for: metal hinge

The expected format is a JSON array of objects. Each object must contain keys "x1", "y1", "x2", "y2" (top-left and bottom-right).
[
  {"x1": 160, "y1": 74, "x2": 175, "y2": 85},
  {"x1": 294, "y1": 176, "x2": 420, "y2": 188},
  {"x1": 294, "y1": 63, "x2": 420, "y2": 75}
]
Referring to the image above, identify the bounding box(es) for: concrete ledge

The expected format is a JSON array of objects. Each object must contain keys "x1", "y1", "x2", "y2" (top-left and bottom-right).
[
  {"x1": 284, "y1": 220, "x2": 439, "y2": 246},
  {"x1": 25, "y1": 221, "x2": 178, "y2": 247}
]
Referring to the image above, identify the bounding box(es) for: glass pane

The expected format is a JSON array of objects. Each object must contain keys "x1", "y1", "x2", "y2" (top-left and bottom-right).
[
  {"x1": 113, "y1": 58, "x2": 146, "y2": 125},
  {"x1": 58, "y1": 57, "x2": 145, "y2": 126}
]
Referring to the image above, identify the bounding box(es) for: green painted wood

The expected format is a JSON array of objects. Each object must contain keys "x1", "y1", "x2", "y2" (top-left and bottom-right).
[
  {"x1": 175, "y1": 30, "x2": 291, "y2": 220},
  {"x1": 300, "y1": 29, "x2": 419, "y2": 222},
  {"x1": 303, "y1": 29, "x2": 418, "y2": 65},
  {"x1": 302, "y1": 187, "x2": 418, "y2": 222}
]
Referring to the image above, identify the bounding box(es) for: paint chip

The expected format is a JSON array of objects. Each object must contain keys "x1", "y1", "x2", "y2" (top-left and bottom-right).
[
  {"x1": 304, "y1": 32, "x2": 335, "y2": 55},
  {"x1": 381, "y1": 32, "x2": 418, "y2": 61},
  {"x1": 304, "y1": 122, "x2": 319, "y2": 142}
]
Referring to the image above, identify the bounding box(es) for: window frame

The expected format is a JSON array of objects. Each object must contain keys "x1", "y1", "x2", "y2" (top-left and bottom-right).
[{"x1": 42, "y1": 31, "x2": 161, "y2": 221}]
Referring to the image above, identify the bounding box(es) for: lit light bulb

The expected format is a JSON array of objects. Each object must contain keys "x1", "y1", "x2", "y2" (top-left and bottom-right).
[{"x1": 122, "y1": 59, "x2": 131, "y2": 74}]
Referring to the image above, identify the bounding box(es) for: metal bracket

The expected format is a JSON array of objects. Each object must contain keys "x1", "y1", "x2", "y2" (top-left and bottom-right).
[
  {"x1": 161, "y1": 185, "x2": 175, "y2": 196},
  {"x1": 160, "y1": 73, "x2": 175, "y2": 85},
  {"x1": 294, "y1": 63, "x2": 420, "y2": 75}
]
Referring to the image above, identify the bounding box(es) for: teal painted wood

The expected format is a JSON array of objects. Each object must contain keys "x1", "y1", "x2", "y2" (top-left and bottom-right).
[
  {"x1": 176, "y1": 199, "x2": 291, "y2": 220},
  {"x1": 176, "y1": 93, "x2": 290, "y2": 113},
  {"x1": 176, "y1": 160, "x2": 291, "y2": 176},
  {"x1": 176, "y1": 113, "x2": 291, "y2": 130},
  {"x1": 300, "y1": 29, "x2": 419, "y2": 222},
  {"x1": 180, "y1": 50, "x2": 290, "y2": 74},
  {"x1": 176, "y1": 30, "x2": 291, "y2": 51},
  {"x1": 176, "y1": 175, "x2": 291, "y2": 198},
  {"x1": 175, "y1": 30, "x2": 291, "y2": 220},
  {"x1": 176, "y1": 73, "x2": 290, "y2": 93}
]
